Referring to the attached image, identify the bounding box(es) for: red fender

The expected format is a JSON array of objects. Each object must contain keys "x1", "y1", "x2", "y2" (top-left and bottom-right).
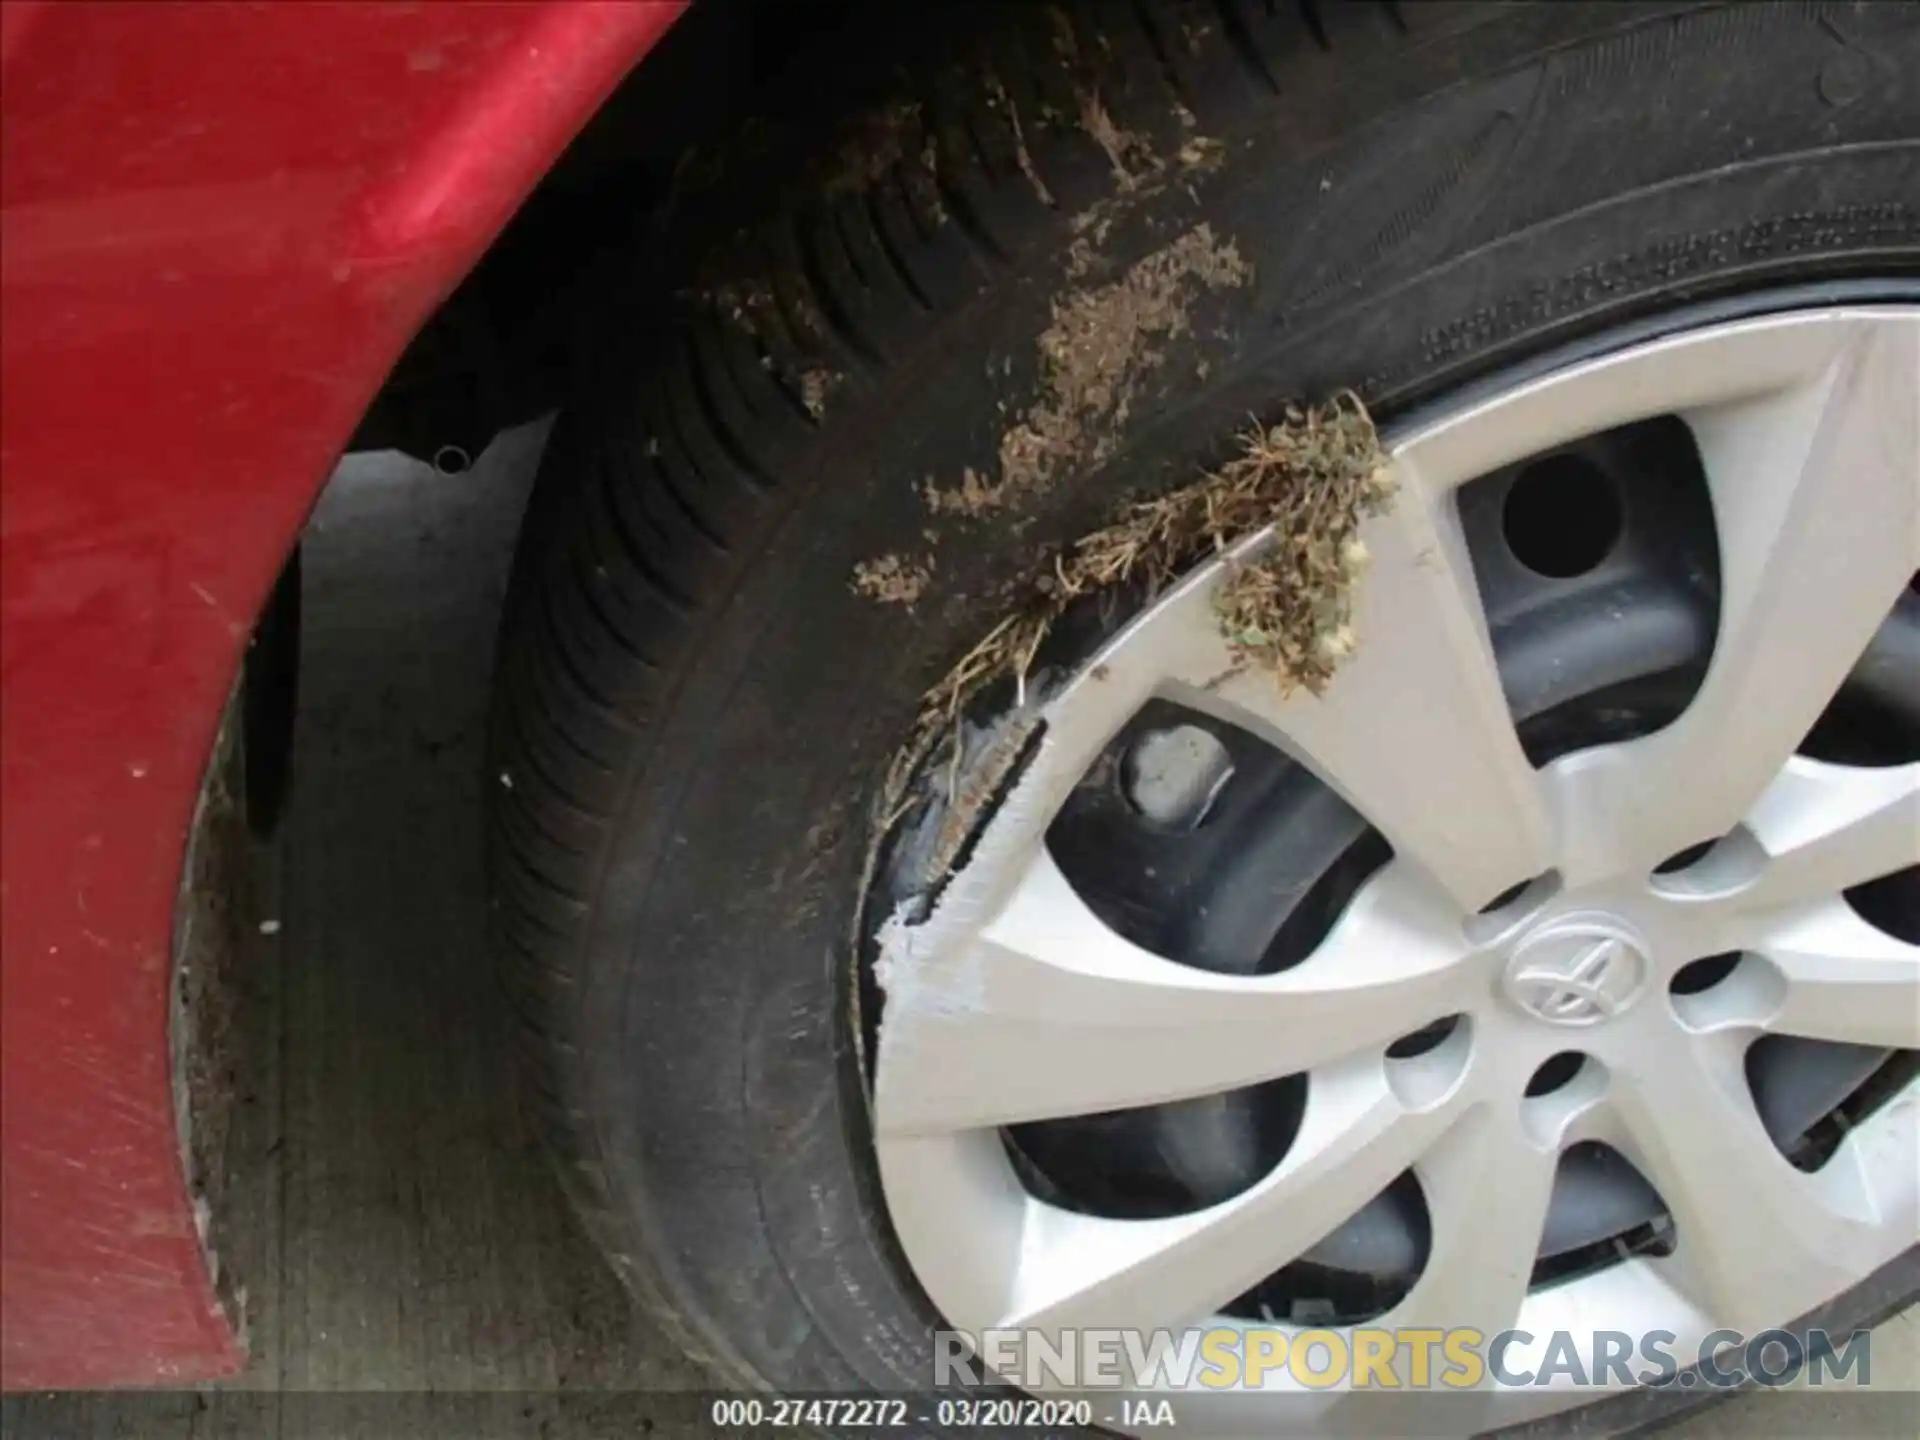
[{"x1": 0, "y1": 0, "x2": 683, "y2": 1389}]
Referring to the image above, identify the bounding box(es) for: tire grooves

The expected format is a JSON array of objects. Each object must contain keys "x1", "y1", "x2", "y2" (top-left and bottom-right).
[
  {"x1": 956, "y1": 99, "x2": 1024, "y2": 208},
  {"x1": 497, "y1": 851, "x2": 590, "y2": 934},
  {"x1": 568, "y1": 542, "x2": 663, "y2": 677},
  {"x1": 495, "y1": 886, "x2": 582, "y2": 962},
  {"x1": 497, "y1": 887, "x2": 581, "y2": 956},
  {"x1": 654, "y1": 352, "x2": 773, "y2": 518},
  {"x1": 499, "y1": 915, "x2": 575, "y2": 977},
  {"x1": 496, "y1": 692, "x2": 611, "y2": 843},
  {"x1": 498, "y1": 841, "x2": 591, "y2": 920},
  {"x1": 930, "y1": 149, "x2": 1008, "y2": 261},
  {"x1": 595, "y1": 445, "x2": 707, "y2": 613},
  {"x1": 679, "y1": 325, "x2": 789, "y2": 487},
  {"x1": 888, "y1": 163, "x2": 940, "y2": 248},
  {"x1": 741, "y1": 229, "x2": 858, "y2": 400},
  {"x1": 793, "y1": 214, "x2": 886, "y2": 363},
  {"x1": 1210, "y1": 0, "x2": 1282, "y2": 90},
  {"x1": 498, "y1": 784, "x2": 593, "y2": 867},
  {"x1": 706, "y1": 307, "x2": 788, "y2": 430},
  {"x1": 863, "y1": 180, "x2": 938, "y2": 312},
  {"x1": 541, "y1": 562, "x2": 647, "y2": 716},
  {"x1": 838, "y1": 202, "x2": 928, "y2": 347},
  {"x1": 499, "y1": 786, "x2": 593, "y2": 866},
  {"x1": 571, "y1": 478, "x2": 677, "y2": 639},
  {"x1": 498, "y1": 709, "x2": 612, "y2": 832},
  {"x1": 529, "y1": 582, "x2": 633, "y2": 744},
  {"x1": 1297, "y1": 0, "x2": 1331, "y2": 51},
  {"x1": 830, "y1": 200, "x2": 880, "y2": 294},
  {"x1": 570, "y1": 457, "x2": 684, "y2": 628},
  {"x1": 577, "y1": 467, "x2": 693, "y2": 635},
  {"x1": 524, "y1": 592, "x2": 632, "y2": 737},
  {"x1": 492, "y1": 819, "x2": 592, "y2": 933},
  {"x1": 1133, "y1": 0, "x2": 1196, "y2": 111},
  {"x1": 1105, "y1": 1, "x2": 1192, "y2": 141},
  {"x1": 634, "y1": 439, "x2": 734, "y2": 558},
  {"x1": 505, "y1": 666, "x2": 615, "y2": 819}
]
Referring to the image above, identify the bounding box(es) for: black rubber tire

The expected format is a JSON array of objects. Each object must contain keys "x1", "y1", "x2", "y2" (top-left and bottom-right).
[{"x1": 486, "y1": 0, "x2": 1920, "y2": 1423}]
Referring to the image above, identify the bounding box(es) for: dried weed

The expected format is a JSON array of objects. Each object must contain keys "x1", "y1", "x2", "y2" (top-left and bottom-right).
[
  {"x1": 851, "y1": 553, "x2": 933, "y2": 607},
  {"x1": 922, "y1": 223, "x2": 1250, "y2": 518},
  {"x1": 907, "y1": 393, "x2": 1393, "y2": 770}
]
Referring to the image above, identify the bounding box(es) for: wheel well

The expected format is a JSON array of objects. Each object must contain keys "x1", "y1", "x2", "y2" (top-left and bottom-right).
[{"x1": 348, "y1": 0, "x2": 876, "y2": 465}]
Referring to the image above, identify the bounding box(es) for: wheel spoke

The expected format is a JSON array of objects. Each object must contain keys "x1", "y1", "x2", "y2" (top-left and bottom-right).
[
  {"x1": 1712, "y1": 756, "x2": 1920, "y2": 913},
  {"x1": 1171, "y1": 470, "x2": 1552, "y2": 912},
  {"x1": 999, "y1": 1058, "x2": 1453, "y2": 1339},
  {"x1": 1601, "y1": 1026, "x2": 1886, "y2": 1332},
  {"x1": 873, "y1": 852, "x2": 1471, "y2": 1136},
  {"x1": 1715, "y1": 758, "x2": 1920, "y2": 913},
  {"x1": 1547, "y1": 317, "x2": 1920, "y2": 883},
  {"x1": 1730, "y1": 899, "x2": 1920, "y2": 1049},
  {"x1": 1386, "y1": 1103, "x2": 1562, "y2": 1355}
]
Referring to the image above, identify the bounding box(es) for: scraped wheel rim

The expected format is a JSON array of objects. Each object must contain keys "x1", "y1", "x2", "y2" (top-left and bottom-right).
[{"x1": 867, "y1": 307, "x2": 1920, "y2": 1430}]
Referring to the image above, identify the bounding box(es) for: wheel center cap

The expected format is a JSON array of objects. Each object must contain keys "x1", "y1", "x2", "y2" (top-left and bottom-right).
[{"x1": 1502, "y1": 915, "x2": 1652, "y2": 1026}]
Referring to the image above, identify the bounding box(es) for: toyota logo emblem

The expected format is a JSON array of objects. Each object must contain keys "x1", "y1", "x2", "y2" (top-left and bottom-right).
[{"x1": 1502, "y1": 919, "x2": 1651, "y2": 1026}]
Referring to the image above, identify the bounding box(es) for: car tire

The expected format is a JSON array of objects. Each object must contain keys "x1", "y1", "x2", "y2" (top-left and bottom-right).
[{"x1": 487, "y1": 0, "x2": 1920, "y2": 1427}]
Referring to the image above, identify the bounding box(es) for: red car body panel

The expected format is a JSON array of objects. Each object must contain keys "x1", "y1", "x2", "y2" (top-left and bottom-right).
[{"x1": 0, "y1": 0, "x2": 682, "y2": 1389}]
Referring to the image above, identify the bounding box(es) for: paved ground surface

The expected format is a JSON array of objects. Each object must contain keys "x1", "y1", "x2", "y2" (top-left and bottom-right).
[{"x1": 4, "y1": 428, "x2": 1913, "y2": 1439}]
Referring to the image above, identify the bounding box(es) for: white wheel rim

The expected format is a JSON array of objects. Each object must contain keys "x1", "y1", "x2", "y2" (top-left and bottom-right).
[{"x1": 870, "y1": 307, "x2": 1920, "y2": 1433}]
